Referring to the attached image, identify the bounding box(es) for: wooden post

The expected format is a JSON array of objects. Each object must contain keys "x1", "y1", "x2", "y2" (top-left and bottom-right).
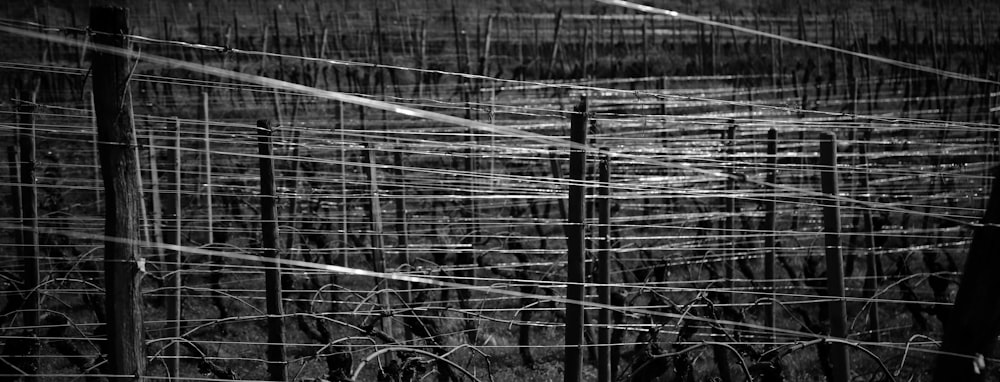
[
  {"x1": 283, "y1": 127, "x2": 303, "y2": 264},
  {"x1": 819, "y1": 132, "x2": 850, "y2": 382},
  {"x1": 547, "y1": 9, "x2": 563, "y2": 79},
  {"x1": 459, "y1": 107, "x2": 479, "y2": 346},
  {"x1": 338, "y1": 101, "x2": 348, "y2": 268},
  {"x1": 90, "y1": 6, "x2": 146, "y2": 380},
  {"x1": 163, "y1": 118, "x2": 182, "y2": 379},
  {"x1": 933, "y1": 169, "x2": 1000, "y2": 382},
  {"x1": 202, "y1": 92, "x2": 214, "y2": 243},
  {"x1": 597, "y1": 147, "x2": 611, "y2": 382},
  {"x1": 6, "y1": 145, "x2": 21, "y2": 259},
  {"x1": 16, "y1": 102, "x2": 40, "y2": 379},
  {"x1": 360, "y1": 108, "x2": 392, "y2": 338},
  {"x1": 147, "y1": 127, "x2": 164, "y2": 265},
  {"x1": 89, "y1": 91, "x2": 100, "y2": 213},
  {"x1": 724, "y1": 122, "x2": 736, "y2": 295},
  {"x1": 858, "y1": 125, "x2": 880, "y2": 341},
  {"x1": 764, "y1": 128, "x2": 777, "y2": 341},
  {"x1": 642, "y1": 18, "x2": 649, "y2": 81},
  {"x1": 257, "y1": 119, "x2": 286, "y2": 381},
  {"x1": 565, "y1": 96, "x2": 587, "y2": 382},
  {"x1": 393, "y1": 140, "x2": 412, "y2": 310},
  {"x1": 132, "y1": 122, "x2": 152, "y2": 256}
]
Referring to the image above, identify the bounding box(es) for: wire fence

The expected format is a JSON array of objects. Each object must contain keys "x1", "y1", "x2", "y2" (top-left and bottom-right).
[{"x1": 0, "y1": 2, "x2": 998, "y2": 381}]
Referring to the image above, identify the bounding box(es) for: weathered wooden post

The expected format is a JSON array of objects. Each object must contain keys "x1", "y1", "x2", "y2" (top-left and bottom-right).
[
  {"x1": 163, "y1": 118, "x2": 183, "y2": 379},
  {"x1": 91, "y1": 6, "x2": 146, "y2": 379},
  {"x1": 89, "y1": 91, "x2": 101, "y2": 213},
  {"x1": 257, "y1": 119, "x2": 286, "y2": 381},
  {"x1": 202, "y1": 92, "x2": 214, "y2": 243},
  {"x1": 565, "y1": 95, "x2": 588, "y2": 382},
  {"x1": 932, "y1": 168, "x2": 1000, "y2": 382},
  {"x1": 819, "y1": 131, "x2": 850, "y2": 382},
  {"x1": 547, "y1": 10, "x2": 563, "y2": 79},
  {"x1": 597, "y1": 147, "x2": 611, "y2": 382},
  {"x1": 724, "y1": 122, "x2": 736, "y2": 296},
  {"x1": 858, "y1": 125, "x2": 881, "y2": 341},
  {"x1": 147, "y1": 127, "x2": 164, "y2": 262},
  {"x1": 393, "y1": 139, "x2": 412, "y2": 313},
  {"x1": 764, "y1": 128, "x2": 777, "y2": 341},
  {"x1": 715, "y1": 121, "x2": 737, "y2": 382},
  {"x1": 15, "y1": 102, "x2": 40, "y2": 379},
  {"x1": 359, "y1": 108, "x2": 392, "y2": 338},
  {"x1": 459, "y1": 112, "x2": 478, "y2": 345},
  {"x1": 338, "y1": 101, "x2": 348, "y2": 268},
  {"x1": 6, "y1": 145, "x2": 20, "y2": 250}
]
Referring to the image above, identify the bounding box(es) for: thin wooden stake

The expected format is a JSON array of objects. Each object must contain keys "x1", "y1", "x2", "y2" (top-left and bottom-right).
[
  {"x1": 859, "y1": 125, "x2": 880, "y2": 341},
  {"x1": 724, "y1": 122, "x2": 736, "y2": 296},
  {"x1": 202, "y1": 91, "x2": 214, "y2": 243},
  {"x1": 339, "y1": 101, "x2": 348, "y2": 268},
  {"x1": 16, "y1": 102, "x2": 40, "y2": 379},
  {"x1": 163, "y1": 118, "x2": 183, "y2": 380},
  {"x1": 6, "y1": 146, "x2": 21, "y2": 259},
  {"x1": 283, "y1": 126, "x2": 303, "y2": 261},
  {"x1": 764, "y1": 128, "x2": 778, "y2": 341},
  {"x1": 597, "y1": 147, "x2": 611, "y2": 382},
  {"x1": 148, "y1": 128, "x2": 164, "y2": 261},
  {"x1": 565, "y1": 95, "x2": 588, "y2": 382},
  {"x1": 820, "y1": 131, "x2": 850, "y2": 382},
  {"x1": 393, "y1": 139, "x2": 411, "y2": 312},
  {"x1": 547, "y1": 9, "x2": 564, "y2": 79},
  {"x1": 360, "y1": 108, "x2": 391, "y2": 337},
  {"x1": 90, "y1": 6, "x2": 146, "y2": 379},
  {"x1": 89, "y1": 91, "x2": 100, "y2": 213},
  {"x1": 257, "y1": 119, "x2": 287, "y2": 381}
]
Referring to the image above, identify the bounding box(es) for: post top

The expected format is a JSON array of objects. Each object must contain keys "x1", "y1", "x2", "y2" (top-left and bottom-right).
[{"x1": 89, "y1": 6, "x2": 129, "y2": 34}]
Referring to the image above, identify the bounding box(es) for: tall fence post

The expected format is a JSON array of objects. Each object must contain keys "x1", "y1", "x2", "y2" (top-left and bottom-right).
[
  {"x1": 819, "y1": 131, "x2": 850, "y2": 382},
  {"x1": 565, "y1": 95, "x2": 588, "y2": 382},
  {"x1": 163, "y1": 118, "x2": 183, "y2": 379},
  {"x1": 257, "y1": 119, "x2": 287, "y2": 381},
  {"x1": 16, "y1": 102, "x2": 40, "y2": 378},
  {"x1": 90, "y1": 6, "x2": 146, "y2": 380},
  {"x1": 933, "y1": 169, "x2": 1000, "y2": 382},
  {"x1": 597, "y1": 147, "x2": 611, "y2": 382},
  {"x1": 764, "y1": 128, "x2": 778, "y2": 341},
  {"x1": 713, "y1": 122, "x2": 737, "y2": 382}
]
